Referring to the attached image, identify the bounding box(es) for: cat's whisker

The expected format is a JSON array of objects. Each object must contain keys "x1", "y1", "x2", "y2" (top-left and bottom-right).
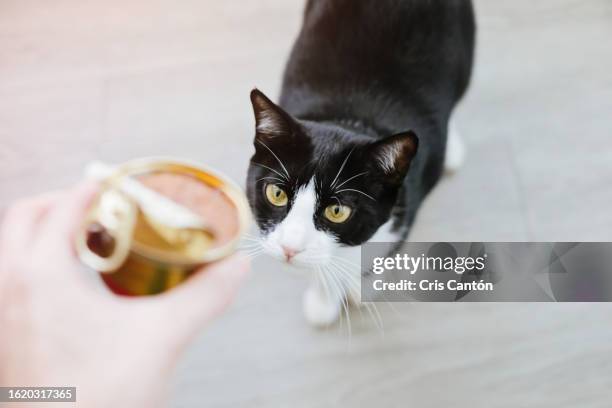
[
  {"x1": 238, "y1": 238, "x2": 262, "y2": 246},
  {"x1": 335, "y1": 273, "x2": 353, "y2": 345},
  {"x1": 240, "y1": 234, "x2": 262, "y2": 241},
  {"x1": 242, "y1": 233, "x2": 262, "y2": 242},
  {"x1": 255, "y1": 139, "x2": 291, "y2": 181},
  {"x1": 317, "y1": 265, "x2": 342, "y2": 332},
  {"x1": 331, "y1": 257, "x2": 366, "y2": 279},
  {"x1": 367, "y1": 302, "x2": 385, "y2": 334},
  {"x1": 316, "y1": 267, "x2": 332, "y2": 303},
  {"x1": 335, "y1": 188, "x2": 376, "y2": 202},
  {"x1": 316, "y1": 267, "x2": 338, "y2": 334},
  {"x1": 353, "y1": 300, "x2": 384, "y2": 333},
  {"x1": 307, "y1": 258, "x2": 361, "y2": 290},
  {"x1": 322, "y1": 264, "x2": 352, "y2": 342},
  {"x1": 330, "y1": 260, "x2": 386, "y2": 331},
  {"x1": 327, "y1": 260, "x2": 366, "y2": 323},
  {"x1": 241, "y1": 239, "x2": 266, "y2": 251},
  {"x1": 328, "y1": 260, "x2": 384, "y2": 333},
  {"x1": 238, "y1": 245, "x2": 262, "y2": 252},
  {"x1": 331, "y1": 195, "x2": 342, "y2": 207},
  {"x1": 330, "y1": 147, "x2": 355, "y2": 189},
  {"x1": 330, "y1": 265, "x2": 361, "y2": 306},
  {"x1": 331, "y1": 256, "x2": 361, "y2": 269},
  {"x1": 240, "y1": 237, "x2": 261, "y2": 245},
  {"x1": 327, "y1": 258, "x2": 359, "y2": 280},
  {"x1": 238, "y1": 240, "x2": 263, "y2": 252},
  {"x1": 314, "y1": 176, "x2": 323, "y2": 192},
  {"x1": 238, "y1": 247, "x2": 260, "y2": 253},
  {"x1": 332, "y1": 273, "x2": 360, "y2": 294},
  {"x1": 299, "y1": 255, "x2": 333, "y2": 264},
  {"x1": 256, "y1": 176, "x2": 286, "y2": 185},
  {"x1": 240, "y1": 250, "x2": 264, "y2": 260},
  {"x1": 252, "y1": 162, "x2": 289, "y2": 182},
  {"x1": 334, "y1": 171, "x2": 368, "y2": 191},
  {"x1": 239, "y1": 245, "x2": 263, "y2": 253}
]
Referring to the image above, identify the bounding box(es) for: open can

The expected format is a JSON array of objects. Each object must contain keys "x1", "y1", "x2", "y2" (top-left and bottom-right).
[{"x1": 75, "y1": 158, "x2": 251, "y2": 296}]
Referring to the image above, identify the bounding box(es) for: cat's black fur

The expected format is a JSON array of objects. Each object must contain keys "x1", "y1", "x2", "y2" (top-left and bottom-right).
[{"x1": 247, "y1": 0, "x2": 475, "y2": 244}]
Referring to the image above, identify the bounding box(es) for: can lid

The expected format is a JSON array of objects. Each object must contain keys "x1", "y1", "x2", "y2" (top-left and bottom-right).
[{"x1": 76, "y1": 157, "x2": 251, "y2": 271}]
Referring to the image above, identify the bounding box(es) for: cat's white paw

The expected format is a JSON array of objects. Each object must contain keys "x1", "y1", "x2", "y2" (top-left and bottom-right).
[
  {"x1": 444, "y1": 123, "x2": 466, "y2": 173},
  {"x1": 303, "y1": 286, "x2": 341, "y2": 327}
]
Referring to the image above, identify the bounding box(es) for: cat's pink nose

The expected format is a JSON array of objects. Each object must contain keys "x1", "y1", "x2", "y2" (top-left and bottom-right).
[{"x1": 282, "y1": 246, "x2": 302, "y2": 262}]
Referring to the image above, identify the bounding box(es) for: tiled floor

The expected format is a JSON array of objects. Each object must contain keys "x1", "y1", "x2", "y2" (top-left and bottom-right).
[{"x1": 1, "y1": 1, "x2": 612, "y2": 407}]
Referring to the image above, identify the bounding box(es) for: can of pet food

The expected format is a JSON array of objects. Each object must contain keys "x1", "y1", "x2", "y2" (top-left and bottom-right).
[{"x1": 75, "y1": 158, "x2": 251, "y2": 296}]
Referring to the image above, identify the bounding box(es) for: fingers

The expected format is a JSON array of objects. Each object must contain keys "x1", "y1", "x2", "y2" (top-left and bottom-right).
[
  {"x1": 38, "y1": 182, "x2": 99, "y2": 256},
  {"x1": 154, "y1": 254, "x2": 250, "y2": 339},
  {"x1": 0, "y1": 185, "x2": 96, "y2": 290},
  {"x1": 0, "y1": 191, "x2": 65, "y2": 255}
]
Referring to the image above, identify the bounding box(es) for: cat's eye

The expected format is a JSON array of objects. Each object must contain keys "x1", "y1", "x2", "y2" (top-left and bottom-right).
[
  {"x1": 265, "y1": 184, "x2": 288, "y2": 207},
  {"x1": 324, "y1": 204, "x2": 352, "y2": 224}
]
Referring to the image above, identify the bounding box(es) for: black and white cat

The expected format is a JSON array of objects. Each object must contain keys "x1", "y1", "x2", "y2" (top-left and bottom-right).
[{"x1": 246, "y1": 0, "x2": 475, "y2": 326}]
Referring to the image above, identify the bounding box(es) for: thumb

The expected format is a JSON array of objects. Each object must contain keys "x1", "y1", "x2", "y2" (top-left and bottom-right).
[{"x1": 155, "y1": 254, "x2": 250, "y2": 338}]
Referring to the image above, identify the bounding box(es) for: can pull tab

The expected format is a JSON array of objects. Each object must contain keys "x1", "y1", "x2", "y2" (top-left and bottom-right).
[{"x1": 76, "y1": 189, "x2": 137, "y2": 273}]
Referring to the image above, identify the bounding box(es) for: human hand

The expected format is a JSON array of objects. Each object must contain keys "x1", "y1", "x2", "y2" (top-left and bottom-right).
[{"x1": 0, "y1": 183, "x2": 250, "y2": 408}]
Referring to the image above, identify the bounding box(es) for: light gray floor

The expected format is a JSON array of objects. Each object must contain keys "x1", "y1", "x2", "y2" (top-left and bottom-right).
[{"x1": 1, "y1": 1, "x2": 612, "y2": 407}]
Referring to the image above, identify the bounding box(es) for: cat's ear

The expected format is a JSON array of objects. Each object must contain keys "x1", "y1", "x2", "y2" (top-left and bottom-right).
[
  {"x1": 368, "y1": 131, "x2": 419, "y2": 181},
  {"x1": 250, "y1": 89, "x2": 294, "y2": 139}
]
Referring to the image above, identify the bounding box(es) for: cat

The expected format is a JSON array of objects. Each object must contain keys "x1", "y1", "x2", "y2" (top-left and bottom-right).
[{"x1": 246, "y1": 0, "x2": 475, "y2": 326}]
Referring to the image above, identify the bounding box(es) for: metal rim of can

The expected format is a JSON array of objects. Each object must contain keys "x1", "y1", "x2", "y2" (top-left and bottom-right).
[{"x1": 76, "y1": 157, "x2": 251, "y2": 271}]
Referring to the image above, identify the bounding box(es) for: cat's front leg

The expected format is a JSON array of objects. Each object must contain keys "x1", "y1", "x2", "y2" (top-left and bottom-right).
[{"x1": 303, "y1": 280, "x2": 343, "y2": 327}]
